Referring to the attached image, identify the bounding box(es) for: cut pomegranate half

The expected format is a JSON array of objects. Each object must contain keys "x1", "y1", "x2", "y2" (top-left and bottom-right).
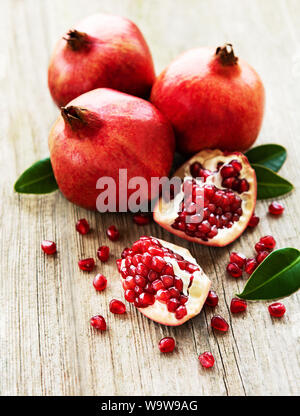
[
  {"x1": 154, "y1": 149, "x2": 257, "y2": 246},
  {"x1": 117, "y1": 236, "x2": 211, "y2": 326}
]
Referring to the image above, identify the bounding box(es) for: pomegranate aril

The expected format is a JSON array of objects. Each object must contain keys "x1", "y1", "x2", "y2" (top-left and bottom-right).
[
  {"x1": 255, "y1": 242, "x2": 267, "y2": 253},
  {"x1": 198, "y1": 352, "x2": 215, "y2": 368},
  {"x1": 175, "y1": 305, "x2": 187, "y2": 320},
  {"x1": 211, "y1": 315, "x2": 229, "y2": 332},
  {"x1": 162, "y1": 263, "x2": 175, "y2": 276},
  {"x1": 144, "y1": 283, "x2": 156, "y2": 294},
  {"x1": 205, "y1": 290, "x2": 218, "y2": 307},
  {"x1": 135, "y1": 275, "x2": 147, "y2": 288},
  {"x1": 106, "y1": 225, "x2": 120, "y2": 241},
  {"x1": 134, "y1": 285, "x2": 143, "y2": 295},
  {"x1": 161, "y1": 275, "x2": 174, "y2": 288},
  {"x1": 121, "y1": 248, "x2": 132, "y2": 258},
  {"x1": 230, "y1": 298, "x2": 247, "y2": 313},
  {"x1": 133, "y1": 213, "x2": 151, "y2": 225},
  {"x1": 41, "y1": 240, "x2": 57, "y2": 255},
  {"x1": 179, "y1": 295, "x2": 188, "y2": 304},
  {"x1": 157, "y1": 289, "x2": 171, "y2": 303},
  {"x1": 90, "y1": 315, "x2": 106, "y2": 331},
  {"x1": 132, "y1": 254, "x2": 142, "y2": 266},
  {"x1": 167, "y1": 298, "x2": 181, "y2": 312},
  {"x1": 159, "y1": 337, "x2": 175, "y2": 353},
  {"x1": 109, "y1": 299, "x2": 126, "y2": 314},
  {"x1": 268, "y1": 302, "x2": 286, "y2": 317},
  {"x1": 248, "y1": 213, "x2": 259, "y2": 228},
  {"x1": 269, "y1": 202, "x2": 284, "y2": 215},
  {"x1": 93, "y1": 274, "x2": 107, "y2": 291},
  {"x1": 256, "y1": 251, "x2": 269, "y2": 264},
  {"x1": 148, "y1": 246, "x2": 164, "y2": 256},
  {"x1": 168, "y1": 287, "x2": 180, "y2": 299},
  {"x1": 142, "y1": 252, "x2": 152, "y2": 267},
  {"x1": 230, "y1": 252, "x2": 246, "y2": 268},
  {"x1": 124, "y1": 276, "x2": 136, "y2": 290},
  {"x1": 125, "y1": 289, "x2": 135, "y2": 303},
  {"x1": 226, "y1": 262, "x2": 242, "y2": 278},
  {"x1": 245, "y1": 258, "x2": 258, "y2": 275},
  {"x1": 152, "y1": 279, "x2": 164, "y2": 291},
  {"x1": 76, "y1": 218, "x2": 90, "y2": 235},
  {"x1": 136, "y1": 263, "x2": 149, "y2": 277},
  {"x1": 151, "y1": 256, "x2": 166, "y2": 272},
  {"x1": 220, "y1": 164, "x2": 236, "y2": 178},
  {"x1": 174, "y1": 277, "x2": 184, "y2": 292},
  {"x1": 97, "y1": 245, "x2": 109, "y2": 262},
  {"x1": 231, "y1": 159, "x2": 242, "y2": 173},
  {"x1": 139, "y1": 292, "x2": 155, "y2": 306},
  {"x1": 148, "y1": 270, "x2": 159, "y2": 282},
  {"x1": 78, "y1": 258, "x2": 95, "y2": 272},
  {"x1": 259, "y1": 235, "x2": 276, "y2": 250},
  {"x1": 238, "y1": 179, "x2": 249, "y2": 193}
]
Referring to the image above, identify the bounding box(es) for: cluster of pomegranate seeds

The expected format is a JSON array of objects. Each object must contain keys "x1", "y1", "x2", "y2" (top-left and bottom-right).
[
  {"x1": 93, "y1": 274, "x2": 107, "y2": 291},
  {"x1": 90, "y1": 315, "x2": 107, "y2": 331},
  {"x1": 76, "y1": 218, "x2": 90, "y2": 235},
  {"x1": 117, "y1": 237, "x2": 197, "y2": 319},
  {"x1": 268, "y1": 302, "x2": 286, "y2": 317},
  {"x1": 133, "y1": 213, "x2": 151, "y2": 225},
  {"x1": 205, "y1": 290, "x2": 219, "y2": 307},
  {"x1": 41, "y1": 240, "x2": 57, "y2": 255},
  {"x1": 97, "y1": 245, "x2": 110, "y2": 262},
  {"x1": 230, "y1": 298, "x2": 247, "y2": 313},
  {"x1": 227, "y1": 252, "x2": 246, "y2": 277},
  {"x1": 248, "y1": 213, "x2": 260, "y2": 228},
  {"x1": 198, "y1": 352, "x2": 215, "y2": 368},
  {"x1": 269, "y1": 201, "x2": 284, "y2": 216},
  {"x1": 211, "y1": 315, "x2": 229, "y2": 332},
  {"x1": 106, "y1": 225, "x2": 120, "y2": 241},
  {"x1": 78, "y1": 257, "x2": 95, "y2": 272},
  {"x1": 109, "y1": 299, "x2": 126, "y2": 314},
  {"x1": 158, "y1": 337, "x2": 175, "y2": 353}
]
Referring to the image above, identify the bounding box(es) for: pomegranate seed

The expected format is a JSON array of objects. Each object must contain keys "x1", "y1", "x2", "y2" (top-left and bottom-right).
[
  {"x1": 231, "y1": 159, "x2": 242, "y2": 173},
  {"x1": 139, "y1": 292, "x2": 155, "y2": 306},
  {"x1": 226, "y1": 262, "x2": 242, "y2": 278},
  {"x1": 259, "y1": 235, "x2": 276, "y2": 250},
  {"x1": 269, "y1": 202, "x2": 284, "y2": 215},
  {"x1": 239, "y1": 179, "x2": 249, "y2": 193},
  {"x1": 230, "y1": 298, "x2": 247, "y2": 313},
  {"x1": 211, "y1": 315, "x2": 229, "y2": 332},
  {"x1": 256, "y1": 250, "x2": 269, "y2": 264},
  {"x1": 179, "y1": 294, "x2": 188, "y2": 304},
  {"x1": 125, "y1": 289, "x2": 135, "y2": 303},
  {"x1": 175, "y1": 305, "x2": 187, "y2": 320},
  {"x1": 90, "y1": 315, "x2": 106, "y2": 330},
  {"x1": 97, "y1": 245, "x2": 109, "y2": 262},
  {"x1": 159, "y1": 337, "x2": 175, "y2": 353},
  {"x1": 248, "y1": 213, "x2": 260, "y2": 228},
  {"x1": 78, "y1": 258, "x2": 95, "y2": 271},
  {"x1": 124, "y1": 276, "x2": 136, "y2": 290},
  {"x1": 245, "y1": 258, "x2": 258, "y2": 275},
  {"x1": 167, "y1": 298, "x2": 181, "y2": 312},
  {"x1": 135, "y1": 275, "x2": 147, "y2": 287},
  {"x1": 41, "y1": 240, "x2": 57, "y2": 255},
  {"x1": 121, "y1": 247, "x2": 132, "y2": 258},
  {"x1": 205, "y1": 290, "x2": 219, "y2": 307},
  {"x1": 152, "y1": 279, "x2": 164, "y2": 291},
  {"x1": 230, "y1": 252, "x2": 246, "y2": 268},
  {"x1": 161, "y1": 275, "x2": 174, "y2": 288},
  {"x1": 174, "y1": 277, "x2": 183, "y2": 292},
  {"x1": 220, "y1": 164, "x2": 236, "y2": 178},
  {"x1": 151, "y1": 256, "x2": 166, "y2": 272},
  {"x1": 133, "y1": 213, "x2": 151, "y2": 225},
  {"x1": 93, "y1": 274, "x2": 107, "y2": 291},
  {"x1": 157, "y1": 289, "x2": 171, "y2": 303},
  {"x1": 255, "y1": 242, "x2": 266, "y2": 253},
  {"x1": 268, "y1": 302, "x2": 286, "y2": 317},
  {"x1": 76, "y1": 218, "x2": 90, "y2": 235},
  {"x1": 109, "y1": 299, "x2": 126, "y2": 314},
  {"x1": 106, "y1": 225, "x2": 120, "y2": 241},
  {"x1": 198, "y1": 352, "x2": 215, "y2": 368}
]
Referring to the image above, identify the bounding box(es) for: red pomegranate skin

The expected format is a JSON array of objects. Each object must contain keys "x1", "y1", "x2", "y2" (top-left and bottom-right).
[
  {"x1": 151, "y1": 46, "x2": 265, "y2": 154},
  {"x1": 48, "y1": 88, "x2": 175, "y2": 210},
  {"x1": 48, "y1": 14, "x2": 155, "y2": 107}
]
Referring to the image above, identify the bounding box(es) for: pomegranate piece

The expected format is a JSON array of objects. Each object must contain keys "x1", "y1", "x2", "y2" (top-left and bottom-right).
[
  {"x1": 205, "y1": 290, "x2": 219, "y2": 307},
  {"x1": 93, "y1": 274, "x2": 107, "y2": 291},
  {"x1": 256, "y1": 251, "x2": 269, "y2": 264},
  {"x1": 41, "y1": 240, "x2": 57, "y2": 255},
  {"x1": 90, "y1": 315, "x2": 106, "y2": 331},
  {"x1": 78, "y1": 258, "x2": 95, "y2": 272},
  {"x1": 245, "y1": 258, "x2": 258, "y2": 275},
  {"x1": 198, "y1": 352, "x2": 215, "y2": 368},
  {"x1": 76, "y1": 218, "x2": 90, "y2": 235},
  {"x1": 106, "y1": 225, "x2": 120, "y2": 241},
  {"x1": 226, "y1": 263, "x2": 242, "y2": 278},
  {"x1": 158, "y1": 337, "x2": 175, "y2": 353},
  {"x1": 268, "y1": 302, "x2": 286, "y2": 317},
  {"x1": 97, "y1": 245, "x2": 110, "y2": 262},
  {"x1": 248, "y1": 213, "x2": 260, "y2": 228},
  {"x1": 133, "y1": 213, "x2": 151, "y2": 225},
  {"x1": 255, "y1": 242, "x2": 267, "y2": 253},
  {"x1": 230, "y1": 298, "x2": 247, "y2": 313},
  {"x1": 259, "y1": 235, "x2": 276, "y2": 250},
  {"x1": 269, "y1": 202, "x2": 284, "y2": 215},
  {"x1": 109, "y1": 299, "x2": 126, "y2": 314},
  {"x1": 211, "y1": 315, "x2": 229, "y2": 332},
  {"x1": 230, "y1": 252, "x2": 246, "y2": 268},
  {"x1": 154, "y1": 150, "x2": 257, "y2": 247},
  {"x1": 117, "y1": 237, "x2": 211, "y2": 326}
]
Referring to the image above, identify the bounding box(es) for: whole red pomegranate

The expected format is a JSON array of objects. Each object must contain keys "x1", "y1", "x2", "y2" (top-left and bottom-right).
[
  {"x1": 151, "y1": 44, "x2": 265, "y2": 154},
  {"x1": 48, "y1": 14, "x2": 155, "y2": 107},
  {"x1": 48, "y1": 89, "x2": 175, "y2": 210}
]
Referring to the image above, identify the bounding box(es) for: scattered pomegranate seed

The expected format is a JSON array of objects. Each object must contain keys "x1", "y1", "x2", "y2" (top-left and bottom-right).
[
  {"x1": 268, "y1": 302, "x2": 286, "y2": 317},
  {"x1": 269, "y1": 202, "x2": 284, "y2": 215},
  {"x1": 158, "y1": 337, "x2": 175, "y2": 353},
  {"x1": 133, "y1": 213, "x2": 151, "y2": 225},
  {"x1": 97, "y1": 245, "x2": 110, "y2": 262},
  {"x1": 90, "y1": 315, "x2": 106, "y2": 330},
  {"x1": 230, "y1": 252, "x2": 246, "y2": 268},
  {"x1": 248, "y1": 213, "x2": 260, "y2": 228},
  {"x1": 76, "y1": 218, "x2": 90, "y2": 235},
  {"x1": 245, "y1": 258, "x2": 258, "y2": 275},
  {"x1": 109, "y1": 299, "x2": 126, "y2": 314},
  {"x1": 259, "y1": 235, "x2": 276, "y2": 250},
  {"x1": 198, "y1": 352, "x2": 215, "y2": 368},
  {"x1": 78, "y1": 258, "x2": 95, "y2": 272},
  {"x1": 255, "y1": 242, "x2": 266, "y2": 253},
  {"x1": 41, "y1": 240, "x2": 57, "y2": 255},
  {"x1": 93, "y1": 274, "x2": 107, "y2": 291},
  {"x1": 106, "y1": 225, "x2": 120, "y2": 241},
  {"x1": 230, "y1": 298, "x2": 247, "y2": 313},
  {"x1": 211, "y1": 315, "x2": 229, "y2": 332},
  {"x1": 226, "y1": 262, "x2": 242, "y2": 278},
  {"x1": 256, "y1": 250, "x2": 269, "y2": 264},
  {"x1": 205, "y1": 290, "x2": 219, "y2": 307}
]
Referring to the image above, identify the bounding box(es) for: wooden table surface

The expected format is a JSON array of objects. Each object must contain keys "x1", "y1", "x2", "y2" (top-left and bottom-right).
[{"x1": 1, "y1": 0, "x2": 300, "y2": 396}]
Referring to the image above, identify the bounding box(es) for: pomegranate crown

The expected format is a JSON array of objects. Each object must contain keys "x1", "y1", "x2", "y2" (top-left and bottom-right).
[
  {"x1": 61, "y1": 106, "x2": 102, "y2": 133},
  {"x1": 216, "y1": 43, "x2": 238, "y2": 66},
  {"x1": 63, "y1": 29, "x2": 91, "y2": 51}
]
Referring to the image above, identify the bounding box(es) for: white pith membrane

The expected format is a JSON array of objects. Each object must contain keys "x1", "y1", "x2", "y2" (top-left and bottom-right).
[
  {"x1": 118, "y1": 237, "x2": 211, "y2": 326},
  {"x1": 154, "y1": 149, "x2": 257, "y2": 247}
]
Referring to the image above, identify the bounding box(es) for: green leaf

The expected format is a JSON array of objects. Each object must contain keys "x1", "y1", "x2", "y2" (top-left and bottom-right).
[
  {"x1": 237, "y1": 248, "x2": 300, "y2": 300},
  {"x1": 14, "y1": 158, "x2": 58, "y2": 194},
  {"x1": 246, "y1": 144, "x2": 286, "y2": 172},
  {"x1": 252, "y1": 164, "x2": 293, "y2": 199}
]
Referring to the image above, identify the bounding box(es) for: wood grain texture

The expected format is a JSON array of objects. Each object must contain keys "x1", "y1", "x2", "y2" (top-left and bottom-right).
[{"x1": 0, "y1": 0, "x2": 300, "y2": 396}]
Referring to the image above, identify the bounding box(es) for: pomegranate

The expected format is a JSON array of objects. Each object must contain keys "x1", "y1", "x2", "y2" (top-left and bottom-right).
[
  {"x1": 154, "y1": 149, "x2": 256, "y2": 246},
  {"x1": 49, "y1": 88, "x2": 175, "y2": 210},
  {"x1": 48, "y1": 14, "x2": 155, "y2": 107},
  {"x1": 151, "y1": 43, "x2": 265, "y2": 154},
  {"x1": 117, "y1": 236, "x2": 211, "y2": 326},
  {"x1": 198, "y1": 352, "x2": 215, "y2": 368},
  {"x1": 269, "y1": 202, "x2": 284, "y2": 215},
  {"x1": 41, "y1": 240, "x2": 57, "y2": 255}
]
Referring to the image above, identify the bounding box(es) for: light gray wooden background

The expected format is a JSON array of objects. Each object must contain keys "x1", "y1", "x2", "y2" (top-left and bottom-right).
[{"x1": 0, "y1": 0, "x2": 299, "y2": 396}]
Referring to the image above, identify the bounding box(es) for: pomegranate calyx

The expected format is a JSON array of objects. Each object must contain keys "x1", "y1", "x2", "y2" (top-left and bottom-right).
[
  {"x1": 216, "y1": 43, "x2": 238, "y2": 66},
  {"x1": 63, "y1": 29, "x2": 91, "y2": 51},
  {"x1": 61, "y1": 106, "x2": 102, "y2": 133}
]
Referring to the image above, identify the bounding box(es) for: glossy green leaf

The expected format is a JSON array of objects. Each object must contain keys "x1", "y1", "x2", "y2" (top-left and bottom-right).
[
  {"x1": 237, "y1": 248, "x2": 300, "y2": 300},
  {"x1": 246, "y1": 144, "x2": 286, "y2": 172},
  {"x1": 14, "y1": 158, "x2": 58, "y2": 194},
  {"x1": 252, "y1": 164, "x2": 293, "y2": 199}
]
